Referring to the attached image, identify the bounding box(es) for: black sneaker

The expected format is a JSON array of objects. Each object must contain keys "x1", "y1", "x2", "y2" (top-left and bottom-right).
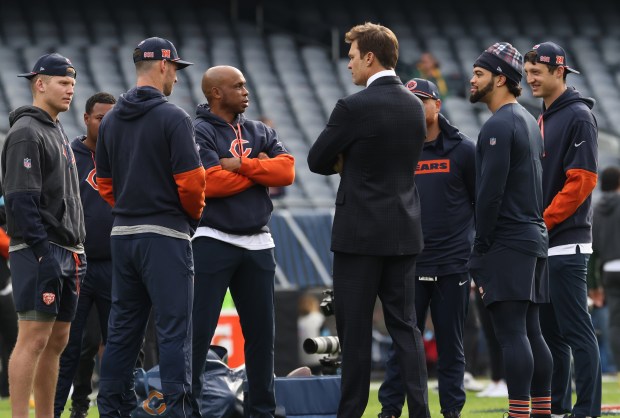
[
  {"x1": 378, "y1": 413, "x2": 396, "y2": 418},
  {"x1": 69, "y1": 407, "x2": 88, "y2": 418},
  {"x1": 443, "y1": 411, "x2": 461, "y2": 418}
]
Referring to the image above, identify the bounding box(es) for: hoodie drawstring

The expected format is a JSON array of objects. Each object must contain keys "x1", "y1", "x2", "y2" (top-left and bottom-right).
[
  {"x1": 228, "y1": 122, "x2": 245, "y2": 164},
  {"x1": 537, "y1": 115, "x2": 546, "y2": 157}
]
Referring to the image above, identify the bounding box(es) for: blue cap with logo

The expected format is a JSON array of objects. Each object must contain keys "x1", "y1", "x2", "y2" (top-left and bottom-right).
[
  {"x1": 405, "y1": 78, "x2": 440, "y2": 100},
  {"x1": 132, "y1": 37, "x2": 193, "y2": 69},
  {"x1": 18, "y1": 53, "x2": 76, "y2": 80},
  {"x1": 529, "y1": 42, "x2": 580, "y2": 74}
]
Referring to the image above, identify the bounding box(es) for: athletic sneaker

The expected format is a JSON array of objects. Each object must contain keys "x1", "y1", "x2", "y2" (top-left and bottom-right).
[
  {"x1": 477, "y1": 379, "x2": 508, "y2": 397},
  {"x1": 69, "y1": 407, "x2": 89, "y2": 418},
  {"x1": 463, "y1": 371, "x2": 485, "y2": 392}
]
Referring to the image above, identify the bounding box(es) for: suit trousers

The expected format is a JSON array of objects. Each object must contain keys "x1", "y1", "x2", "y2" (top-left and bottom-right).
[
  {"x1": 332, "y1": 252, "x2": 430, "y2": 418},
  {"x1": 540, "y1": 252, "x2": 601, "y2": 417}
]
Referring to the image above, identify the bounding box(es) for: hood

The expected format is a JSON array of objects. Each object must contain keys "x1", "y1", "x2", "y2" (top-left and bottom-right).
[
  {"x1": 9, "y1": 105, "x2": 56, "y2": 128},
  {"x1": 595, "y1": 192, "x2": 620, "y2": 217},
  {"x1": 542, "y1": 87, "x2": 595, "y2": 118},
  {"x1": 427, "y1": 113, "x2": 467, "y2": 155},
  {"x1": 195, "y1": 103, "x2": 247, "y2": 127},
  {"x1": 70, "y1": 135, "x2": 90, "y2": 156},
  {"x1": 115, "y1": 86, "x2": 168, "y2": 120}
]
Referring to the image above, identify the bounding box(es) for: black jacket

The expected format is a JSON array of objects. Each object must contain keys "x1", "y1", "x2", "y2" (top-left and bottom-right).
[
  {"x1": 308, "y1": 75, "x2": 426, "y2": 256},
  {"x1": 593, "y1": 192, "x2": 620, "y2": 265}
]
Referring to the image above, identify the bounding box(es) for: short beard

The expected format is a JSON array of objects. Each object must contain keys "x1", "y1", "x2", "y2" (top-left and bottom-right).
[{"x1": 469, "y1": 79, "x2": 494, "y2": 103}]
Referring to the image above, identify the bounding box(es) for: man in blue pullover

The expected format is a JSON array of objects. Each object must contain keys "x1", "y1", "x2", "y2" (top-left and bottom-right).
[
  {"x1": 1, "y1": 52, "x2": 86, "y2": 418},
  {"x1": 54, "y1": 92, "x2": 117, "y2": 418},
  {"x1": 190, "y1": 65, "x2": 295, "y2": 418},
  {"x1": 377, "y1": 79, "x2": 475, "y2": 418},
  {"x1": 524, "y1": 41, "x2": 601, "y2": 418},
  {"x1": 96, "y1": 37, "x2": 206, "y2": 418}
]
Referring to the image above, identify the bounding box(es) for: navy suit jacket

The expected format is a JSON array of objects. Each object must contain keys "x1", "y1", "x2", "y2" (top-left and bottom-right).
[{"x1": 308, "y1": 75, "x2": 426, "y2": 256}]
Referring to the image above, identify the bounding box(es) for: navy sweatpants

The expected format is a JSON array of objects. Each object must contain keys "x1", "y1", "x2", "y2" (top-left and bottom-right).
[
  {"x1": 98, "y1": 234, "x2": 194, "y2": 418},
  {"x1": 540, "y1": 252, "x2": 602, "y2": 417},
  {"x1": 191, "y1": 237, "x2": 276, "y2": 418},
  {"x1": 55, "y1": 259, "x2": 112, "y2": 417},
  {"x1": 379, "y1": 273, "x2": 470, "y2": 416}
]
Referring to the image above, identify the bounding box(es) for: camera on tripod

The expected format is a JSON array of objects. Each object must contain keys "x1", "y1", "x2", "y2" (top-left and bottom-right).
[
  {"x1": 303, "y1": 336, "x2": 341, "y2": 375},
  {"x1": 303, "y1": 336, "x2": 340, "y2": 355},
  {"x1": 319, "y1": 289, "x2": 335, "y2": 317}
]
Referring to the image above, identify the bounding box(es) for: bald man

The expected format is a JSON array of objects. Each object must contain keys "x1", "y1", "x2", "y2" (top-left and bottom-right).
[{"x1": 190, "y1": 66, "x2": 295, "y2": 418}]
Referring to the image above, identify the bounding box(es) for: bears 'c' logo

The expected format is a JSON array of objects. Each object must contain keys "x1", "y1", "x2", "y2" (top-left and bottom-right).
[
  {"x1": 229, "y1": 138, "x2": 252, "y2": 158},
  {"x1": 142, "y1": 390, "x2": 167, "y2": 415},
  {"x1": 86, "y1": 168, "x2": 98, "y2": 190}
]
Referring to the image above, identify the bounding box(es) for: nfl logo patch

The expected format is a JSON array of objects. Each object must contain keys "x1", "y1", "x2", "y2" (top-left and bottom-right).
[
  {"x1": 23, "y1": 158, "x2": 31, "y2": 169},
  {"x1": 490, "y1": 138, "x2": 497, "y2": 146},
  {"x1": 42, "y1": 292, "x2": 55, "y2": 305}
]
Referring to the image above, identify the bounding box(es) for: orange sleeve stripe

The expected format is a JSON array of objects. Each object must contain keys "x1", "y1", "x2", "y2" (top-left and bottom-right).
[
  {"x1": 544, "y1": 168, "x2": 598, "y2": 230},
  {"x1": 174, "y1": 166, "x2": 206, "y2": 220},
  {"x1": 204, "y1": 165, "x2": 255, "y2": 198},
  {"x1": 0, "y1": 228, "x2": 9, "y2": 259},
  {"x1": 97, "y1": 177, "x2": 115, "y2": 207},
  {"x1": 237, "y1": 154, "x2": 295, "y2": 187}
]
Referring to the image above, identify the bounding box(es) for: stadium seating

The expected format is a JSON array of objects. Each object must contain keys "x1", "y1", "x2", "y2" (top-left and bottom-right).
[{"x1": 1, "y1": 0, "x2": 619, "y2": 289}]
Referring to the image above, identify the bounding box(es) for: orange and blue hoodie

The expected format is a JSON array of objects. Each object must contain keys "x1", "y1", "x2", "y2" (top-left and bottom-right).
[
  {"x1": 96, "y1": 86, "x2": 205, "y2": 236},
  {"x1": 538, "y1": 87, "x2": 598, "y2": 246},
  {"x1": 194, "y1": 104, "x2": 294, "y2": 235}
]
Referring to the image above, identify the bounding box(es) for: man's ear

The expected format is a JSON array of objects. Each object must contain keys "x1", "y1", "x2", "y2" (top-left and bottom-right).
[
  {"x1": 211, "y1": 86, "x2": 222, "y2": 100},
  {"x1": 35, "y1": 77, "x2": 46, "y2": 93},
  {"x1": 366, "y1": 51, "x2": 375, "y2": 67},
  {"x1": 496, "y1": 74, "x2": 507, "y2": 87}
]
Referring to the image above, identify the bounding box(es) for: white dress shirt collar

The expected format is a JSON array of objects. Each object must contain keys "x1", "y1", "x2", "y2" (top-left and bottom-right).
[{"x1": 366, "y1": 69, "x2": 397, "y2": 87}]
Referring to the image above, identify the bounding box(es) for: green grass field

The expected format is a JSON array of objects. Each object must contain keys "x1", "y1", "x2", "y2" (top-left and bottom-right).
[{"x1": 1, "y1": 378, "x2": 618, "y2": 417}]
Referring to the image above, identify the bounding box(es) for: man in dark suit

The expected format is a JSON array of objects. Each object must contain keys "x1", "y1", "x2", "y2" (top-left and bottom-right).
[{"x1": 307, "y1": 22, "x2": 430, "y2": 418}]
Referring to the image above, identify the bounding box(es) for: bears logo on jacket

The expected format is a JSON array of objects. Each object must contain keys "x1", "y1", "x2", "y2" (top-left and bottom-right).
[
  {"x1": 229, "y1": 138, "x2": 252, "y2": 158},
  {"x1": 86, "y1": 168, "x2": 98, "y2": 190}
]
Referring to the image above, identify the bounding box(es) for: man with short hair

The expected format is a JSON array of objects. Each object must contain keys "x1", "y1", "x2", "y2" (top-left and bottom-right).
[
  {"x1": 1, "y1": 52, "x2": 86, "y2": 418},
  {"x1": 524, "y1": 41, "x2": 601, "y2": 418},
  {"x1": 308, "y1": 22, "x2": 430, "y2": 418},
  {"x1": 54, "y1": 92, "x2": 117, "y2": 418},
  {"x1": 468, "y1": 42, "x2": 552, "y2": 418},
  {"x1": 378, "y1": 78, "x2": 475, "y2": 418},
  {"x1": 190, "y1": 65, "x2": 295, "y2": 418},
  {"x1": 96, "y1": 37, "x2": 206, "y2": 418}
]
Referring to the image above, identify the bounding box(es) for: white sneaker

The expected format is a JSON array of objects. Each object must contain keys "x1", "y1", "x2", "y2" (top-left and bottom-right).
[
  {"x1": 476, "y1": 381, "x2": 496, "y2": 397},
  {"x1": 477, "y1": 379, "x2": 508, "y2": 398},
  {"x1": 463, "y1": 372, "x2": 485, "y2": 392}
]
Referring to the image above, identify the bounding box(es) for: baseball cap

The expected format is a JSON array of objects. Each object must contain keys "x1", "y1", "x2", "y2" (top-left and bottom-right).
[
  {"x1": 474, "y1": 42, "x2": 523, "y2": 84},
  {"x1": 405, "y1": 78, "x2": 440, "y2": 100},
  {"x1": 132, "y1": 37, "x2": 193, "y2": 69},
  {"x1": 18, "y1": 53, "x2": 76, "y2": 80},
  {"x1": 529, "y1": 42, "x2": 580, "y2": 74}
]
